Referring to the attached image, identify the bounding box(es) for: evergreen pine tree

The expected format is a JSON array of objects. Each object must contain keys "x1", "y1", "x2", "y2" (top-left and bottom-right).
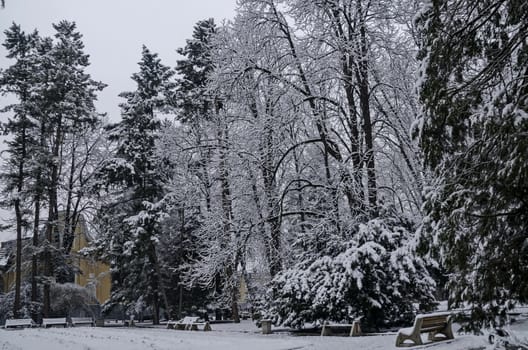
[
  {"x1": 1, "y1": 21, "x2": 105, "y2": 318},
  {"x1": 97, "y1": 46, "x2": 174, "y2": 324},
  {"x1": 38, "y1": 20, "x2": 105, "y2": 317},
  {"x1": 0, "y1": 23, "x2": 40, "y2": 318},
  {"x1": 175, "y1": 18, "x2": 216, "y2": 123},
  {"x1": 416, "y1": 0, "x2": 528, "y2": 330}
]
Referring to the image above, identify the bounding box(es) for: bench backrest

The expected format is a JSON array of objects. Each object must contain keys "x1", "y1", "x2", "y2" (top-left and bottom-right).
[
  {"x1": 5, "y1": 319, "x2": 33, "y2": 327},
  {"x1": 180, "y1": 316, "x2": 199, "y2": 324},
  {"x1": 71, "y1": 317, "x2": 93, "y2": 324},
  {"x1": 43, "y1": 317, "x2": 68, "y2": 324},
  {"x1": 417, "y1": 313, "x2": 450, "y2": 331}
]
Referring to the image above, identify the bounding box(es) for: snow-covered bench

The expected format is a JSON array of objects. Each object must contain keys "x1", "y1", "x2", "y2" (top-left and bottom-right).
[
  {"x1": 167, "y1": 316, "x2": 211, "y2": 331},
  {"x1": 167, "y1": 316, "x2": 198, "y2": 330},
  {"x1": 71, "y1": 317, "x2": 94, "y2": 327},
  {"x1": 4, "y1": 318, "x2": 36, "y2": 329},
  {"x1": 321, "y1": 317, "x2": 362, "y2": 337},
  {"x1": 42, "y1": 317, "x2": 68, "y2": 328},
  {"x1": 395, "y1": 312, "x2": 454, "y2": 347},
  {"x1": 188, "y1": 321, "x2": 211, "y2": 331}
]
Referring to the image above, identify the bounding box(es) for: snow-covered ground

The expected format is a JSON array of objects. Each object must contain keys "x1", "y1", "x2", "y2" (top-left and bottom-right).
[{"x1": 0, "y1": 319, "x2": 526, "y2": 350}]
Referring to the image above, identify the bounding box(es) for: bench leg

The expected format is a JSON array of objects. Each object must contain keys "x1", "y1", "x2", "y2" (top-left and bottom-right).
[
  {"x1": 429, "y1": 321, "x2": 454, "y2": 341},
  {"x1": 427, "y1": 331, "x2": 437, "y2": 341},
  {"x1": 444, "y1": 319, "x2": 454, "y2": 340},
  {"x1": 350, "y1": 321, "x2": 362, "y2": 337},
  {"x1": 396, "y1": 332, "x2": 423, "y2": 347},
  {"x1": 321, "y1": 325, "x2": 332, "y2": 336},
  {"x1": 396, "y1": 333, "x2": 404, "y2": 347}
]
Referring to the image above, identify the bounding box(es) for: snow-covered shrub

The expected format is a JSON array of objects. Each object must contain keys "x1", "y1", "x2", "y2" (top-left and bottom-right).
[
  {"x1": 0, "y1": 282, "x2": 41, "y2": 322},
  {"x1": 266, "y1": 210, "x2": 436, "y2": 329},
  {"x1": 50, "y1": 283, "x2": 98, "y2": 317},
  {"x1": 0, "y1": 290, "x2": 14, "y2": 322}
]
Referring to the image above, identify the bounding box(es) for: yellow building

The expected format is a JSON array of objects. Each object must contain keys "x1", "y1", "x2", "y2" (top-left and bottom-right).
[
  {"x1": 69, "y1": 215, "x2": 111, "y2": 305},
  {"x1": 0, "y1": 214, "x2": 111, "y2": 305}
]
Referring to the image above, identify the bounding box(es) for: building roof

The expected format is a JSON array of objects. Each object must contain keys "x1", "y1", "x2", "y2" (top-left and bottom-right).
[
  {"x1": 0, "y1": 237, "x2": 32, "y2": 269},
  {"x1": 0, "y1": 212, "x2": 92, "y2": 270}
]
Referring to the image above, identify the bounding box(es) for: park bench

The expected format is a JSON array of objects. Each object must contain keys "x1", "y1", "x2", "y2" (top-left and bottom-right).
[
  {"x1": 71, "y1": 317, "x2": 94, "y2": 327},
  {"x1": 321, "y1": 318, "x2": 362, "y2": 337},
  {"x1": 42, "y1": 317, "x2": 68, "y2": 328},
  {"x1": 167, "y1": 316, "x2": 211, "y2": 331},
  {"x1": 4, "y1": 318, "x2": 35, "y2": 329},
  {"x1": 395, "y1": 312, "x2": 454, "y2": 347}
]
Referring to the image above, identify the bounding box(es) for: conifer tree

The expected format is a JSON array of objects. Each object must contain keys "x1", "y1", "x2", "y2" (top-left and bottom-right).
[
  {"x1": 175, "y1": 18, "x2": 216, "y2": 123},
  {"x1": 0, "y1": 23, "x2": 39, "y2": 318},
  {"x1": 416, "y1": 0, "x2": 528, "y2": 330},
  {"x1": 97, "y1": 46, "x2": 174, "y2": 324},
  {"x1": 37, "y1": 20, "x2": 105, "y2": 317},
  {"x1": 174, "y1": 18, "x2": 245, "y2": 322},
  {"x1": 1, "y1": 21, "x2": 105, "y2": 318}
]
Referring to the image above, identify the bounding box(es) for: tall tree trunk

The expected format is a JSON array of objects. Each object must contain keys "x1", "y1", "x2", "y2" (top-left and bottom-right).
[
  {"x1": 292, "y1": 145, "x2": 307, "y2": 235},
  {"x1": 330, "y1": 6, "x2": 365, "y2": 216},
  {"x1": 217, "y1": 123, "x2": 240, "y2": 323},
  {"x1": 260, "y1": 104, "x2": 282, "y2": 277},
  {"x1": 13, "y1": 200, "x2": 23, "y2": 318},
  {"x1": 62, "y1": 138, "x2": 77, "y2": 255},
  {"x1": 13, "y1": 121, "x2": 27, "y2": 318},
  {"x1": 356, "y1": 1, "x2": 377, "y2": 215},
  {"x1": 43, "y1": 118, "x2": 62, "y2": 317},
  {"x1": 31, "y1": 121, "x2": 46, "y2": 317},
  {"x1": 151, "y1": 242, "x2": 169, "y2": 324},
  {"x1": 31, "y1": 190, "x2": 40, "y2": 312}
]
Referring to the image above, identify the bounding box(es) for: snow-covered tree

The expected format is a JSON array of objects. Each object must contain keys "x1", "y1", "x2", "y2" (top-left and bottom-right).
[
  {"x1": 1, "y1": 20, "x2": 105, "y2": 318},
  {"x1": 268, "y1": 204, "x2": 436, "y2": 329},
  {"x1": 416, "y1": 0, "x2": 528, "y2": 330},
  {"x1": 193, "y1": 0, "x2": 438, "y2": 326},
  {"x1": 172, "y1": 18, "x2": 246, "y2": 322},
  {"x1": 96, "y1": 46, "x2": 174, "y2": 324},
  {"x1": 36, "y1": 20, "x2": 105, "y2": 317},
  {"x1": 0, "y1": 23, "x2": 39, "y2": 318}
]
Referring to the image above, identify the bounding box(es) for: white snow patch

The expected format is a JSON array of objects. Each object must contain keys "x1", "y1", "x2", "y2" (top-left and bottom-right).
[{"x1": 1, "y1": 319, "x2": 523, "y2": 350}]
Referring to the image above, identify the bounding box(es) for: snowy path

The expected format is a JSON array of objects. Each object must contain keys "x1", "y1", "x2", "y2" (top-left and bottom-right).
[{"x1": 0, "y1": 321, "x2": 499, "y2": 350}]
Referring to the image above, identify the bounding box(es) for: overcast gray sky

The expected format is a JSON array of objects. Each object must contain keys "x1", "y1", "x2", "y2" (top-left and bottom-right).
[
  {"x1": 1, "y1": 0, "x2": 237, "y2": 120},
  {"x1": 0, "y1": 0, "x2": 238, "y2": 241}
]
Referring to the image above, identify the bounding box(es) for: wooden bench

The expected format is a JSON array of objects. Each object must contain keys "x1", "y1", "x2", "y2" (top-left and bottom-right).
[
  {"x1": 42, "y1": 317, "x2": 68, "y2": 328},
  {"x1": 4, "y1": 318, "x2": 35, "y2": 329},
  {"x1": 395, "y1": 312, "x2": 454, "y2": 347},
  {"x1": 167, "y1": 316, "x2": 211, "y2": 331},
  {"x1": 321, "y1": 318, "x2": 362, "y2": 337},
  {"x1": 71, "y1": 317, "x2": 94, "y2": 327}
]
